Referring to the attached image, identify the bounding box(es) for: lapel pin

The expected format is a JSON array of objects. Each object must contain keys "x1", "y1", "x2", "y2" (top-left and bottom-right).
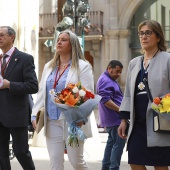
[{"x1": 15, "y1": 58, "x2": 17, "y2": 61}]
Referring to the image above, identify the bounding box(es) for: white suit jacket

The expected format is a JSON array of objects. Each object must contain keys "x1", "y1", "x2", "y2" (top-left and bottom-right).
[{"x1": 32, "y1": 59, "x2": 94, "y2": 138}]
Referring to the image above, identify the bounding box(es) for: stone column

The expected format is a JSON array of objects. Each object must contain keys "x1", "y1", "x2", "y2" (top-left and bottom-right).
[
  {"x1": 90, "y1": 39, "x2": 102, "y2": 87},
  {"x1": 89, "y1": 39, "x2": 102, "y2": 127},
  {"x1": 119, "y1": 29, "x2": 131, "y2": 90},
  {"x1": 109, "y1": 0, "x2": 118, "y2": 29},
  {"x1": 103, "y1": 36, "x2": 109, "y2": 70},
  {"x1": 106, "y1": 30, "x2": 119, "y2": 61}
]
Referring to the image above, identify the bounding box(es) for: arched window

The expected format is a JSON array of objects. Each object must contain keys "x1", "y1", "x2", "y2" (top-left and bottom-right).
[{"x1": 130, "y1": 0, "x2": 170, "y2": 58}]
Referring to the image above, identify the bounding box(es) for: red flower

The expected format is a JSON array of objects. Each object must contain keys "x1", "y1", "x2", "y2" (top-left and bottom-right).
[
  {"x1": 53, "y1": 82, "x2": 95, "y2": 107},
  {"x1": 86, "y1": 91, "x2": 95, "y2": 99}
]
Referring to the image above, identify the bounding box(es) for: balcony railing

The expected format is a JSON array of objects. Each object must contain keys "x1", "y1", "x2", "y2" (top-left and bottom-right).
[
  {"x1": 87, "y1": 11, "x2": 103, "y2": 35},
  {"x1": 39, "y1": 11, "x2": 103, "y2": 37},
  {"x1": 39, "y1": 13, "x2": 58, "y2": 37}
]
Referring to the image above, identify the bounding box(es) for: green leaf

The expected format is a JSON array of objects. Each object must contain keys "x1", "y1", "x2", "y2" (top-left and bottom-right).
[{"x1": 77, "y1": 82, "x2": 82, "y2": 89}]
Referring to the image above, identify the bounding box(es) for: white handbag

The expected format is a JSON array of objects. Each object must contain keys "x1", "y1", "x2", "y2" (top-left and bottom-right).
[
  {"x1": 144, "y1": 78, "x2": 170, "y2": 133},
  {"x1": 35, "y1": 107, "x2": 45, "y2": 134}
]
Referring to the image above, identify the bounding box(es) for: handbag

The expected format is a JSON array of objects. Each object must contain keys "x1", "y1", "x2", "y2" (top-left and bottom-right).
[
  {"x1": 143, "y1": 78, "x2": 170, "y2": 133},
  {"x1": 35, "y1": 107, "x2": 45, "y2": 134}
]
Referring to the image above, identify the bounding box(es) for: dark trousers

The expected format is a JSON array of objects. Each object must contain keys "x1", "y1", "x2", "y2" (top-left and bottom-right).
[{"x1": 0, "y1": 122, "x2": 35, "y2": 170}]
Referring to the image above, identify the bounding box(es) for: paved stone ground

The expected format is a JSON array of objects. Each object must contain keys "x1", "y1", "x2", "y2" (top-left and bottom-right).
[{"x1": 10, "y1": 132, "x2": 160, "y2": 170}]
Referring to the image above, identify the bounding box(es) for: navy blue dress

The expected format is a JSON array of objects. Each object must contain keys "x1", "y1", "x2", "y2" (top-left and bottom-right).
[{"x1": 127, "y1": 70, "x2": 170, "y2": 166}]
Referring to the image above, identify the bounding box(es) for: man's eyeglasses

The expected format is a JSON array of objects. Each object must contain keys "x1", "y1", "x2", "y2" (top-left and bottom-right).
[
  {"x1": 0, "y1": 33, "x2": 9, "y2": 38},
  {"x1": 138, "y1": 30, "x2": 153, "y2": 38}
]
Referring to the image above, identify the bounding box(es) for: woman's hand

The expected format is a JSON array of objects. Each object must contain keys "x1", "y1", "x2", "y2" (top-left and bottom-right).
[
  {"x1": 76, "y1": 121, "x2": 84, "y2": 127},
  {"x1": 0, "y1": 79, "x2": 10, "y2": 89},
  {"x1": 32, "y1": 120, "x2": 36, "y2": 130},
  {"x1": 118, "y1": 120, "x2": 128, "y2": 139}
]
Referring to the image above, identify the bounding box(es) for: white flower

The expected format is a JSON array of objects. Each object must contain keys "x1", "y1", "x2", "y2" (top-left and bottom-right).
[
  {"x1": 49, "y1": 89, "x2": 55, "y2": 95},
  {"x1": 72, "y1": 87, "x2": 79, "y2": 93},
  {"x1": 79, "y1": 89, "x2": 86, "y2": 97}
]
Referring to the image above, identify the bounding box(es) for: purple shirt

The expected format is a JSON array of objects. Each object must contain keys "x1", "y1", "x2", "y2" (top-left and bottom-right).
[{"x1": 96, "y1": 71, "x2": 123, "y2": 127}]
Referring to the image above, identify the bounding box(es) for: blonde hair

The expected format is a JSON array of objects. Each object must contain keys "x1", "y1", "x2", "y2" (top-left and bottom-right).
[
  {"x1": 49, "y1": 29, "x2": 86, "y2": 71},
  {"x1": 138, "y1": 20, "x2": 167, "y2": 52}
]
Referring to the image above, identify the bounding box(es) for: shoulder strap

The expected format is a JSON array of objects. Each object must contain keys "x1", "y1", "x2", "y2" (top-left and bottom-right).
[{"x1": 143, "y1": 78, "x2": 153, "y2": 102}]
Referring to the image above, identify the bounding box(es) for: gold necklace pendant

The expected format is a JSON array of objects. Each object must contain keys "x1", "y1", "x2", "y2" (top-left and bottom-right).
[
  {"x1": 138, "y1": 82, "x2": 145, "y2": 90},
  {"x1": 61, "y1": 64, "x2": 69, "y2": 69}
]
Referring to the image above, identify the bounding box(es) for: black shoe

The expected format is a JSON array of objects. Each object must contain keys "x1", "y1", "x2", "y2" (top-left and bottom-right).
[{"x1": 101, "y1": 167, "x2": 109, "y2": 170}]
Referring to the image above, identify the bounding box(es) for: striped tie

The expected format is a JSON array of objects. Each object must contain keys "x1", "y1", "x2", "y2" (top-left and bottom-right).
[{"x1": 1, "y1": 54, "x2": 8, "y2": 76}]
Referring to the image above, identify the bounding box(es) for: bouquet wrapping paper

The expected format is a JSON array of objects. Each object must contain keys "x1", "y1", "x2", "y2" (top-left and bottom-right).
[{"x1": 50, "y1": 83, "x2": 101, "y2": 147}]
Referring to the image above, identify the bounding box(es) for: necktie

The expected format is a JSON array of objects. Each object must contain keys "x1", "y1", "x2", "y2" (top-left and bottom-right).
[{"x1": 1, "y1": 54, "x2": 8, "y2": 76}]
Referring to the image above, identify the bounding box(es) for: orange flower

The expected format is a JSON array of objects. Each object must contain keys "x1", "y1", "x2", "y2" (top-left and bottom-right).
[
  {"x1": 65, "y1": 94, "x2": 79, "y2": 106},
  {"x1": 52, "y1": 82, "x2": 95, "y2": 107}
]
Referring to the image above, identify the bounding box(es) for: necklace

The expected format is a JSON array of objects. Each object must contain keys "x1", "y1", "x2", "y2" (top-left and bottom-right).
[
  {"x1": 138, "y1": 49, "x2": 159, "y2": 91},
  {"x1": 61, "y1": 64, "x2": 69, "y2": 69},
  {"x1": 144, "y1": 49, "x2": 160, "y2": 60},
  {"x1": 145, "y1": 58, "x2": 152, "y2": 60}
]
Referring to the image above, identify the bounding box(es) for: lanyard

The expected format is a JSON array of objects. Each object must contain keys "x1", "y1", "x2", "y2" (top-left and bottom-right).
[
  {"x1": 1, "y1": 49, "x2": 15, "y2": 77},
  {"x1": 140, "y1": 58, "x2": 149, "y2": 82},
  {"x1": 138, "y1": 49, "x2": 159, "y2": 91},
  {"x1": 140, "y1": 49, "x2": 159, "y2": 82},
  {"x1": 53, "y1": 64, "x2": 70, "y2": 89}
]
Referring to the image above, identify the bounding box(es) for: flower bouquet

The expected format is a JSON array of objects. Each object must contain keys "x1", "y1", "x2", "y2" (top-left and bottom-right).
[
  {"x1": 151, "y1": 93, "x2": 170, "y2": 121},
  {"x1": 50, "y1": 82, "x2": 101, "y2": 147}
]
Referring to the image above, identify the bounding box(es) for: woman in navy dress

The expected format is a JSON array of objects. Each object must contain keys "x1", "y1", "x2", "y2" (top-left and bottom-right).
[{"x1": 118, "y1": 20, "x2": 170, "y2": 170}]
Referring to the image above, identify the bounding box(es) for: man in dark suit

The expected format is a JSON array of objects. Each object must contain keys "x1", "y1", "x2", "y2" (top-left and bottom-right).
[{"x1": 0, "y1": 26, "x2": 38, "y2": 170}]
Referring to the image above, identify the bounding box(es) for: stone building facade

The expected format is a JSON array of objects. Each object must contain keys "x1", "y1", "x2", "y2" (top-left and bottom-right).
[
  {"x1": 1, "y1": 0, "x2": 169, "y2": 91},
  {"x1": 39, "y1": 0, "x2": 170, "y2": 91},
  {"x1": 0, "y1": 0, "x2": 39, "y2": 76}
]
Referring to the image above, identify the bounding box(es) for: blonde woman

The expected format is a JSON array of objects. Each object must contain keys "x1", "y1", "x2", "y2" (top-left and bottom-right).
[{"x1": 32, "y1": 30, "x2": 94, "y2": 170}]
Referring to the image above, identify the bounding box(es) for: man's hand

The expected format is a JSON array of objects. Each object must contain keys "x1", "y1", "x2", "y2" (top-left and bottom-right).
[{"x1": 0, "y1": 79, "x2": 10, "y2": 89}]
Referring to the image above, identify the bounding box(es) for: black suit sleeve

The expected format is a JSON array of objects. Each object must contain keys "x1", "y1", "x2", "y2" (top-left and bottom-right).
[{"x1": 9, "y1": 53, "x2": 38, "y2": 94}]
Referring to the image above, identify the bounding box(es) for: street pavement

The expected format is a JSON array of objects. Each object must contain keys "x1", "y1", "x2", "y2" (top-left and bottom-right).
[{"x1": 11, "y1": 131, "x2": 154, "y2": 170}]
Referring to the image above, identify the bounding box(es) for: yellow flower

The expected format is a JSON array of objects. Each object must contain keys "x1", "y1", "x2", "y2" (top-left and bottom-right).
[
  {"x1": 151, "y1": 103, "x2": 159, "y2": 111},
  {"x1": 153, "y1": 95, "x2": 170, "y2": 113},
  {"x1": 159, "y1": 96, "x2": 170, "y2": 113}
]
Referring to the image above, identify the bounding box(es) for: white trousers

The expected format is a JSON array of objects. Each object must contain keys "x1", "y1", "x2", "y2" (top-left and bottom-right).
[{"x1": 46, "y1": 118, "x2": 89, "y2": 170}]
